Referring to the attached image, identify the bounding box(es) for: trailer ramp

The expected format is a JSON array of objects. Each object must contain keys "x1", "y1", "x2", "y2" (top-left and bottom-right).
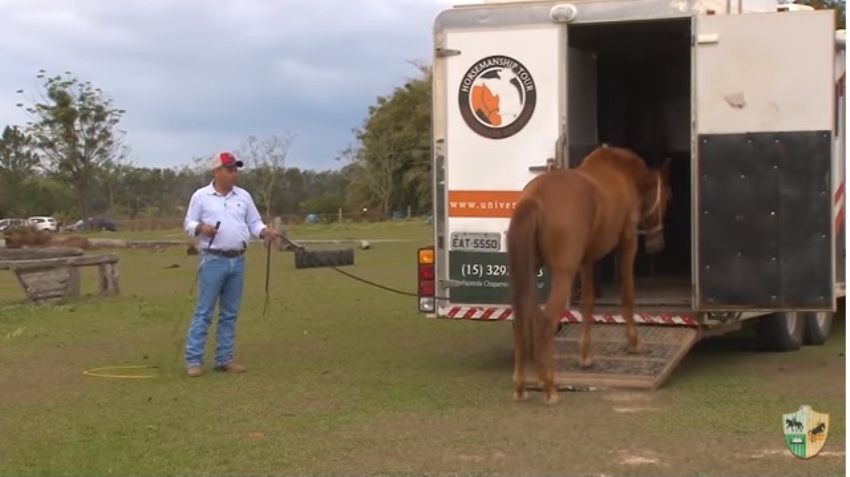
[{"x1": 525, "y1": 323, "x2": 699, "y2": 391}]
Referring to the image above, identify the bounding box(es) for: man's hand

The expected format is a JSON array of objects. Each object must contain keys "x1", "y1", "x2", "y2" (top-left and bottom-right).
[
  {"x1": 196, "y1": 223, "x2": 218, "y2": 236},
  {"x1": 260, "y1": 227, "x2": 280, "y2": 241}
]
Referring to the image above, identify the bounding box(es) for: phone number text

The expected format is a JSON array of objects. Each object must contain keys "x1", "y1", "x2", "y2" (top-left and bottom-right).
[{"x1": 459, "y1": 263, "x2": 544, "y2": 278}]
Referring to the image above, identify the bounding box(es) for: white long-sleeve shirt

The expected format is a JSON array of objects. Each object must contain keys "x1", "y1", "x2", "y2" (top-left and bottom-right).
[{"x1": 183, "y1": 182, "x2": 268, "y2": 251}]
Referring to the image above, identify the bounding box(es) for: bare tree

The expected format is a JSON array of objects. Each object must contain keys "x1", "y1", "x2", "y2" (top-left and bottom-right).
[
  {"x1": 338, "y1": 130, "x2": 402, "y2": 217},
  {"x1": 237, "y1": 132, "x2": 296, "y2": 219}
]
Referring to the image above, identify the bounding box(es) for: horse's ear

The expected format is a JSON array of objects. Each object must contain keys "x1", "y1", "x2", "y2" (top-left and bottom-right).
[{"x1": 660, "y1": 157, "x2": 672, "y2": 181}]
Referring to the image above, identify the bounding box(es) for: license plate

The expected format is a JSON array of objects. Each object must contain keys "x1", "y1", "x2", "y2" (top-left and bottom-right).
[{"x1": 449, "y1": 232, "x2": 501, "y2": 252}]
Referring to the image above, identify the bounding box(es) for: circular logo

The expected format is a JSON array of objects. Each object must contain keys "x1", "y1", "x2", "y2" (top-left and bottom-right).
[{"x1": 458, "y1": 55, "x2": 537, "y2": 140}]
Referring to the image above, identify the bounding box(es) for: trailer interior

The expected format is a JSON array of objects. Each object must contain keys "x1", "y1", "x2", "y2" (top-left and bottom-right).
[{"x1": 567, "y1": 18, "x2": 693, "y2": 309}]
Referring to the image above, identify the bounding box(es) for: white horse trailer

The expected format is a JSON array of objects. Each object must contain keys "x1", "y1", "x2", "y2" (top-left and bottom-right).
[{"x1": 416, "y1": 0, "x2": 846, "y2": 389}]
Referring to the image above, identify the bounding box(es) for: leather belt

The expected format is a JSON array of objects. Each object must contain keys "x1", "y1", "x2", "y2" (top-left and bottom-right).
[{"x1": 203, "y1": 248, "x2": 245, "y2": 258}]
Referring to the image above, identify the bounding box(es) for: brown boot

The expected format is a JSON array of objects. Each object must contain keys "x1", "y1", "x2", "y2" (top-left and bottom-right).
[
  {"x1": 214, "y1": 362, "x2": 246, "y2": 374},
  {"x1": 186, "y1": 366, "x2": 204, "y2": 377}
]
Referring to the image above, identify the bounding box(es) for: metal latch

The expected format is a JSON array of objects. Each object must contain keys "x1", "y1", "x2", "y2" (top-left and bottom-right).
[
  {"x1": 696, "y1": 33, "x2": 720, "y2": 45},
  {"x1": 436, "y1": 48, "x2": 461, "y2": 58},
  {"x1": 529, "y1": 158, "x2": 557, "y2": 173}
]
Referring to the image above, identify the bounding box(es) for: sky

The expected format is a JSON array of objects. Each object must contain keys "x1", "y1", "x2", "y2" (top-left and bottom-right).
[{"x1": 0, "y1": 0, "x2": 474, "y2": 171}]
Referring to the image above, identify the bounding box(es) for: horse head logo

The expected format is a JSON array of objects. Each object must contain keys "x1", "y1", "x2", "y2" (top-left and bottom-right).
[{"x1": 458, "y1": 55, "x2": 537, "y2": 140}]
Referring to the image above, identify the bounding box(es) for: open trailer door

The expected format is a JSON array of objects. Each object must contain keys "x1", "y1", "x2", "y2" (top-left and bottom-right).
[
  {"x1": 431, "y1": 13, "x2": 565, "y2": 315},
  {"x1": 693, "y1": 11, "x2": 837, "y2": 311}
]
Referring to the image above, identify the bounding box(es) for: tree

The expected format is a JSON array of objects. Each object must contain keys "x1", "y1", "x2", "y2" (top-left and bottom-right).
[
  {"x1": 339, "y1": 132, "x2": 404, "y2": 216},
  {"x1": 342, "y1": 62, "x2": 432, "y2": 216},
  {"x1": 0, "y1": 125, "x2": 41, "y2": 216},
  {"x1": 236, "y1": 132, "x2": 296, "y2": 219},
  {"x1": 16, "y1": 70, "x2": 130, "y2": 219}
]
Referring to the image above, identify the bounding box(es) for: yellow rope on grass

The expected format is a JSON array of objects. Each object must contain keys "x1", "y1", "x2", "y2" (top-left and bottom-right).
[{"x1": 82, "y1": 365, "x2": 159, "y2": 379}]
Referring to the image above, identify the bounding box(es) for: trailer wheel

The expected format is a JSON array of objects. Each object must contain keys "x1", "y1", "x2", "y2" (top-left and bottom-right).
[
  {"x1": 754, "y1": 311, "x2": 804, "y2": 351},
  {"x1": 802, "y1": 311, "x2": 834, "y2": 346}
]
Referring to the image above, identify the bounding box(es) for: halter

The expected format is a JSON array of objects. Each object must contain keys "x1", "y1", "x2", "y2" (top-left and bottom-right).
[{"x1": 636, "y1": 176, "x2": 664, "y2": 236}]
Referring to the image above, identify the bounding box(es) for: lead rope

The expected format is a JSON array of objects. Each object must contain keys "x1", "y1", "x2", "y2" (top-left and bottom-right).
[
  {"x1": 278, "y1": 235, "x2": 453, "y2": 301},
  {"x1": 261, "y1": 237, "x2": 272, "y2": 317},
  {"x1": 188, "y1": 221, "x2": 221, "y2": 295}
]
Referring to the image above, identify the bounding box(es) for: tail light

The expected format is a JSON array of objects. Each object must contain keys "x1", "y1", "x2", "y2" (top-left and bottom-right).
[{"x1": 417, "y1": 246, "x2": 436, "y2": 312}]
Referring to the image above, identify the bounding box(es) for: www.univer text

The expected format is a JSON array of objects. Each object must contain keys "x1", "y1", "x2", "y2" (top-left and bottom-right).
[{"x1": 449, "y1": 200, "x2": 517, "y2": 211}]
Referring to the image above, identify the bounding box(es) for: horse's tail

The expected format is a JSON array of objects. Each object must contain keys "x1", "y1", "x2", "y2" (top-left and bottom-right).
[{"x1": 507, "y1": 196, "x2": 546, "y2": 368}]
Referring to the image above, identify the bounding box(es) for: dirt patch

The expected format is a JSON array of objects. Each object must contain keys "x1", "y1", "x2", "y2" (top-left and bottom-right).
[
  {"x1": 602, "y1": 391, "x2": 660, "y2": 413},
  {"x1": 612, "y1": 406, "x2": 661, "y2": 413},
  {"x1": 616, "y1": 449, "x2": 663, "y2": 466},
  {"x1": 601, "y1": 391, "x2": 656, "y2": 402}
]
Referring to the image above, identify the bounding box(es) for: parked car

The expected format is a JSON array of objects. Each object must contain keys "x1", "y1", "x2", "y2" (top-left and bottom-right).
[
  {"x1": 27, "y1": 216, "x2": 58, "y2": 232},
  {"x1": 0, "y1": 218, "x2": 28, "y2": 232},
  {"x1": 83, "y1": 217, "x2": 117, "y2": 232},
  {"x1": 65, "y1": 217, "x2": 117, "y2": 232}
]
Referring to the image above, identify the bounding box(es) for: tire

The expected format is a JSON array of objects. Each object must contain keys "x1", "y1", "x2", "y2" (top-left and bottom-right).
[
  {"x1": 802, "y1": 311, "x2": 834, "y2": 346},
  {"x1": 754, "y1": 311, "x2": 805, "y2": 351}
]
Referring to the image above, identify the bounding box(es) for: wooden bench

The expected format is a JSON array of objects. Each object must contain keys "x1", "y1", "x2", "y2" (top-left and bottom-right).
[{"x1": 0, "y1": 248, "x2": 120, "y2": 303}]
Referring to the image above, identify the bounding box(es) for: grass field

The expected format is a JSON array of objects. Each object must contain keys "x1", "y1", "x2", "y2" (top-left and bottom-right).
[{"x1": 0, "y1": 221, "x2": 845, "y2": 476}]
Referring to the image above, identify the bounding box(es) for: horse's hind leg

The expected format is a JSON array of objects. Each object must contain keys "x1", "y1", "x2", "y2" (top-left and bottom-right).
[
  {"x1": 540, "y1": 268, "x2": 576, "y2": 405},
  {"x1": 619, "y1": 233, "x2": 643, "y2": 354},
  {"x1": 578, "y1": 261, "x2": 596, "y2": 368},
  {"x1": 512, "y1": 321, "x2": 528, "y2": 402}
]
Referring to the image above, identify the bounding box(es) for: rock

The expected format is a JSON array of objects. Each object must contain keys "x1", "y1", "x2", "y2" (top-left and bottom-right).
[{"x1": 359, "y1": 240, "x2": 371, "y2": 250}]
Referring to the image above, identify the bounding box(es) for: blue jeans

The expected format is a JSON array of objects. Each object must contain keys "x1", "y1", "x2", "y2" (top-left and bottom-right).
[{"x1": 185, "y1": 253, "x2": 246, "y2": 368}]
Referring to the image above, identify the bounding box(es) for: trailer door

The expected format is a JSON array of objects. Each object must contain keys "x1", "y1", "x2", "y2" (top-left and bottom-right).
[
  {"x1": 693, "y1": 11, "x2": 837, "y2": 311},
  {"x1": 434, "y1": 22, "x2": 564, "y2": 310}
]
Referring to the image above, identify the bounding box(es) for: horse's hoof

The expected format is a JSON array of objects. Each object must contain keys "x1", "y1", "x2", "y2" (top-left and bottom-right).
[
  {"x1": 514, "y1": 390, "x2": 528, "y2": 402},
  {"x1": 627, "y1": 343, "x2": 645, "y2": 355},
  {"x1": 545, "y1": 393, "x2": 561, "y2": 405},
  {"x1": 580, "y1": 357, "x2": 594, "y2": 369}
]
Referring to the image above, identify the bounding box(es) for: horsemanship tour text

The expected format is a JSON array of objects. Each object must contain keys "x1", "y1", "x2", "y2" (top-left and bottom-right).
[{"x1": 459, "y1": 56, "x2": 535, "y2": 94}]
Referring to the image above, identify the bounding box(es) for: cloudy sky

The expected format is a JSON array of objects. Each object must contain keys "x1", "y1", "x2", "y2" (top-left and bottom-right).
[{"x1": 0, "y1": 0, "x2": 475, "y2": 171}]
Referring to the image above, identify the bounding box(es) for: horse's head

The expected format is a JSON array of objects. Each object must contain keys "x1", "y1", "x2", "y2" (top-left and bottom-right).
[{"x1": 637, "y1": 158, "x2": 673, "y2": 254}]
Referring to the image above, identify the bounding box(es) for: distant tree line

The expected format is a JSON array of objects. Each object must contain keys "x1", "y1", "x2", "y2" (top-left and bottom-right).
[{"x1": 0, "y1": 64, "x2": 433, "y2": 223}]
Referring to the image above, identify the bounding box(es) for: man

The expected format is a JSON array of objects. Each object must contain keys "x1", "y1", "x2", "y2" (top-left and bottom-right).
[{"x1": 182, "y1": 151, "x2": 279, "y2": 377}]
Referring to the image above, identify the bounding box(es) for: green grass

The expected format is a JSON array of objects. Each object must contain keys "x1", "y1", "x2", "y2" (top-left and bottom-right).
[{"x1": 0, "y1": 222, "x2": 845, "y2": 476}]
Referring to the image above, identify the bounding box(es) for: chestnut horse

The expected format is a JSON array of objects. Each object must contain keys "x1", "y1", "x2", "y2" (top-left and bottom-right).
[{"x1": 506, "y1": 145, "x2": 672, "y2": 405}]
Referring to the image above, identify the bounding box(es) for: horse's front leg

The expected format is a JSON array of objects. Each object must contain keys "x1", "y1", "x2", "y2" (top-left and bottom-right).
[
  {"x1": 618, "y1": 233, "x2": 642, "y2": 354},
  {"x1": 578, "y1": 261, "x2": 596, "y2": 368}
]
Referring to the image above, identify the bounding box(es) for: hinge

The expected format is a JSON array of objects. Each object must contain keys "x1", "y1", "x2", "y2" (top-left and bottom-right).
[{"x1": 436, "y1": 48, "x2": 461, "y2": 58}]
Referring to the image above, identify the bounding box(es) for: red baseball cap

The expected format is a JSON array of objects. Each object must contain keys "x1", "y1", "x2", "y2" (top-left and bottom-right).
[{"x1": 210, "y1": 151, "x2": 243, "y2": 170}]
